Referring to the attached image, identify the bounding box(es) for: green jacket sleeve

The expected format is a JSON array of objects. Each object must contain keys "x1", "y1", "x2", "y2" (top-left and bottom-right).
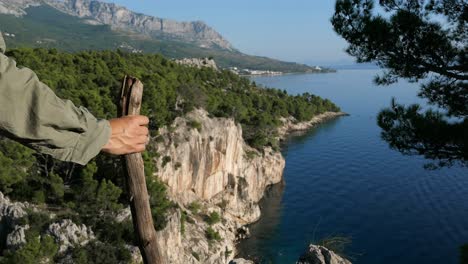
[{"x1": 0, "y1": 33, "x2": 111, "y2": 165}]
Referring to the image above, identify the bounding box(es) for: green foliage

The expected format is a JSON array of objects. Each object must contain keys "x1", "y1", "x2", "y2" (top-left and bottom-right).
[
  {"x1": 147, "y1": 177, "x2": 174, "y2": 230},
  {"x1": 0, "y1": 138, "x2": 35, "y2": 194},
  {"x1": 204, "y1": 211, "x2": 221, "y2": 226},
  {"x1": 161, "y1": 156, "x2": 172, "y2": 167},
  {"x1": 332, "y1": 0, "x2": 466, "y2": 116},
  {"x1": 188, "y1": 201, "x2": 202, "y2": 215},
  {"x1": 332, "y1": 0, "x2": 467, "y2": 168},
  {"x1": 378, "y1": 99, "x2": 467, "y2": 168},
  {"x1": 69, "y1": 241, "x2": 131, "y2": 264},
  {"x1": 205, "y1": 227, "x2": 222, "y2": 242},
  {"x1": 244, "y1": 150, "x2": 258, "y2": 160},
  {"x1": 187, "y1": 120, "x2": 202, "y2": 132},
  {"x1": 180, "y1": 211, "x2": 187, "y2": 235},
  {"x1": 1, "y1": 234, "x2": 58, "y2": 264}
]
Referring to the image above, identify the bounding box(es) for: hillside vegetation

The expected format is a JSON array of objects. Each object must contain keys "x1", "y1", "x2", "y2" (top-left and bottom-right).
[{"x1": 0, "y1": 48, "x2": 339, "y2": 262}]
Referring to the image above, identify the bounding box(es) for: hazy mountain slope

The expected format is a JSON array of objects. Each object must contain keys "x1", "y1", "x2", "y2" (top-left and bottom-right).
[
  {"x1": 0, "y1": 6, "x2": 316, "y2": 72},
  {"x1": 0, "y1": 2, "x2": 318, "y2": 72},
  {"x1": 0, "y1": 0, "x2": 233, "y2": 50},
  {"x1": 47, "y1": 0, "x2": 235, "y2": 50}
]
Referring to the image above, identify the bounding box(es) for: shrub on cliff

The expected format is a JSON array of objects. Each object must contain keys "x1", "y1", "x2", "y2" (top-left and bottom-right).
[
  {"x1": 205, "y1": 211, "x2": 221, "y2": 225},
  {"x1": 205, "y1": 227, "x2": 222, "y2": 242}
]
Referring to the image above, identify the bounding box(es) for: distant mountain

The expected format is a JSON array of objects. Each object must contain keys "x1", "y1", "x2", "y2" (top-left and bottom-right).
[
  {"x1": 0, "y1": 0, "x2": 319, "y2": 73},
  {"x1": 0, "y1": 0, "x2": 233, "y2": 50}
]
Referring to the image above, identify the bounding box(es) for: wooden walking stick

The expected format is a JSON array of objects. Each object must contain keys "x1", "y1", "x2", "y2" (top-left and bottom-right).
[{"x1": 119, "y1": 76, "x2": 164, "y2": 264}]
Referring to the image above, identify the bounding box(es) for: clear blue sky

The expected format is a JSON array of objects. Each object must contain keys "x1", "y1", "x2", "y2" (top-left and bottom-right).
[{"x1": 101, "y1": 0, "x2": 354, "y2": 65}]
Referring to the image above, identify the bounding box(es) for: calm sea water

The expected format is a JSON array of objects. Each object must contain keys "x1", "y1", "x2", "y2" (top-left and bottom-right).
[{"x1": 238, "y1": 70, "x2": 468, "y2": 264}]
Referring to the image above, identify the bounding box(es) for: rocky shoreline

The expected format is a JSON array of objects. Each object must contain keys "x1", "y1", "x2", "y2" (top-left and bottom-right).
[{"x1": 278, "y1": 111, "x2": 348, "y2": 140}]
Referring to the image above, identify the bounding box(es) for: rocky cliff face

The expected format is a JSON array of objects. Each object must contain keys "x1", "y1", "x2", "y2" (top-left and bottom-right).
[
  {"x1": 154, "y1": 109, "x2": 284, "y2": 221},
  {"x1": 151, "y1": 109, "x2": 284, "y2": 263},
  {"x1": 0, "y1": 0, "x2": 234, "y2": 50},
  {"x1": 0, "y1": 0, "x2": 40, "y2": 16}
]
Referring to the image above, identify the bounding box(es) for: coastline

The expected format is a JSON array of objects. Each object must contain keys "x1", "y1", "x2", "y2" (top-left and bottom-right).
[
  {"x1": 241, "y1": 70, "x2": 337, "y2": 77},
  {"x1": 278, "y1": 111, "x2": 348, "y2": 140},
  {"x1": 233, "y1": 111, "x2": 348, "y2": 262}
]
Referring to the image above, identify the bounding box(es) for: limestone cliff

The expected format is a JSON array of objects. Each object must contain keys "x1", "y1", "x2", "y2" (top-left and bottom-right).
[{"x1": 152, "y1": 109, "x2": 284, "y2": 263}]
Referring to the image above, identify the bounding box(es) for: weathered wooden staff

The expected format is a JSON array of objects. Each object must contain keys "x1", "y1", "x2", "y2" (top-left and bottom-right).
[{"x1": 119, "y1": 76, "x2": 164, "y2": 264}]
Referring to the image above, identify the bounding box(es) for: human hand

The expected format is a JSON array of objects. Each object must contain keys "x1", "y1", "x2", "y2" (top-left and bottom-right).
[{"x1": 101, "y1": 115, "x2": 149, "y2": 155}]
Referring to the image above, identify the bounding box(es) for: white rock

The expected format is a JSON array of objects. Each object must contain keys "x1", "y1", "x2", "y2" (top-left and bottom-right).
[
  {"x1": 297, "y1": 245, "x2": 352, "y2": 264},
  {"x1": 230, "y1": 258, "x2": 255, "y2": 264},
  {"x1": 6, "y1": 224, "x2": 29, "y2": 249},
  {"x1": 47, "y1": 219, "x2": 95, "y2": 253},
  {"x1": 0, "y1": 192, "x2": 27, "y2": 224}
]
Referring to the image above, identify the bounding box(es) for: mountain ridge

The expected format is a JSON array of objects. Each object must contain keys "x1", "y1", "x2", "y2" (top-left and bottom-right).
[
  {"x1": 0, "y1": 0, "x2": 323, "y2": 73},
  {"x1": 0, "y1": 0, "x2": 234, "y2": 50}
]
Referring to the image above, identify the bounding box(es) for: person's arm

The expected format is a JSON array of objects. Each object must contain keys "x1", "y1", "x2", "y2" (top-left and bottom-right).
[{"x1": 0, "y1": 33, "x2": 148, "y2": 165}]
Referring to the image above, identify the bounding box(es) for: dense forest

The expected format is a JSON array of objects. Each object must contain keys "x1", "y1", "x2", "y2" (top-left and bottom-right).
[{"x1": 0, "y1": 48, "x2": 340, "y2": 263}]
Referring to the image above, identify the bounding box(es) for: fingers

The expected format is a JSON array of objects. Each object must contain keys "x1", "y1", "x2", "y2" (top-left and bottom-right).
[
  {"x1": 134, "y1": 144, "x2": 146, "y2": 153},
  {"x1": 135, "y1": 135, "x2": 148, "y2": 144},
  {"x1": 136, "y1": 126, "x2": 149, "y2": 136},
  {"x1": 130, "y1": 115, "x2": 149, "y2": 126}
]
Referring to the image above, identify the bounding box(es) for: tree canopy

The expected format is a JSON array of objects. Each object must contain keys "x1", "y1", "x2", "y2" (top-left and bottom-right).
[{"x1": 332, "y1": 0, "x2": 467, "y2": 168}]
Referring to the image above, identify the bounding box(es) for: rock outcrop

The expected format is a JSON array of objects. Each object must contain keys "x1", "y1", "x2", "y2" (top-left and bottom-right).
[
  {"x1": 175, "y1": 58, "x2": 218, "y2": 70},
  {"x1": 0, "y1": 0, "x2": 234, "y2": 50},
  {"x1": 154, "y1": 109, "x2": 284, "y2": 222},
  {"x1": 229, "y1": 258, "x2": 255, "y2": 264},
  {"x1": 47, "y1": 219, "x2": 96, "y2": 253},
  {"x1": 0, "y1": 192, "x2": 29, "y2": 249},
  {"x1": 297, "y1": 245, "x2": 352, "y2": 264},
  {"x1": 278, "y1": 111, "x2": 348, "y2": 139},
  {"x1": 5, "y1": 224, "x2": 29, "y2": 249},
  {"x1": 0, "y1": 0, "x2": 39, "y2": 17}
]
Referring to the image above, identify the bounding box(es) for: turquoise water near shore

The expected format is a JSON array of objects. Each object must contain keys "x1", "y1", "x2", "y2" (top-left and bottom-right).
[{"x1": 238, "y1": 70, "x2": 468, "y2": 264}]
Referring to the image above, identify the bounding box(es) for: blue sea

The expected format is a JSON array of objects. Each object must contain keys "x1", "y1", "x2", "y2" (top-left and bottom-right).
[{"x1": 238, "y1": 70, "x2": 468, "y2": 264}]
